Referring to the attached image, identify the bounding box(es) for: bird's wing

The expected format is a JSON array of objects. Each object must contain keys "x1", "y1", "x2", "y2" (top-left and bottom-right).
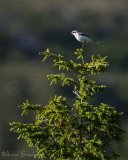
[
  {"x1": 79, "y1": 32, "x2": 85, "y2": 36},
  {"x1": 79, "y1": 32, "x2": 91, "y2": 38}
]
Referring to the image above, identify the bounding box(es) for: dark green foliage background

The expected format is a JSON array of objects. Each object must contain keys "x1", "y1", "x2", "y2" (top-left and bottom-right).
[{"x1": 0, "y1": 0, "x2": 128, "y2": 160}]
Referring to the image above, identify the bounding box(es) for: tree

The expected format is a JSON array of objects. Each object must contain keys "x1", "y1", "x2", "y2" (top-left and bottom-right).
[{"x1": 10, "y1": 48, "x2": 123, "y2": 160}]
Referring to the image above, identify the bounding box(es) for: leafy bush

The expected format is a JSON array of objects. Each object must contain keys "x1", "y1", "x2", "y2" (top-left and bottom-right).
[{"x1": 10, "y1": 48, "x2": 123, "y2": 160}]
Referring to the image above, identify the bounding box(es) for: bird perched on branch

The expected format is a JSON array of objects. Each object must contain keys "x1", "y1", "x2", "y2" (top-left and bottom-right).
[{"x1": 71, "y1": 30, "x2": 104, "y2": 48}]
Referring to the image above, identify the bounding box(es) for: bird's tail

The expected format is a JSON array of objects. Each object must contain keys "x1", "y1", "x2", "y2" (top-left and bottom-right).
[
  {"x1": 93, "y1": 40, "x2": 104, "y2": 46},
  {"x1": 96, "y1": 41, "x2": 104, "y2": 46}
]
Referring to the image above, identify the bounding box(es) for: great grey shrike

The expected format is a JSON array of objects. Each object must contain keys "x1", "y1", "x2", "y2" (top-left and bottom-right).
[{"x1": 71, "y1": 30, "x2": 104, "y2": 46}]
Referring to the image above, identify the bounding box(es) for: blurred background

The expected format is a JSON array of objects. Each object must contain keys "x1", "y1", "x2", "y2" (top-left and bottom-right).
[{"x1": 0, "y1": 0, "x2": 128, "y2": 159}]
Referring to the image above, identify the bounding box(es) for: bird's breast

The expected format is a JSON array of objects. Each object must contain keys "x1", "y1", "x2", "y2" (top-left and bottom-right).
[{"x1": 75, "y1": 35, "x2": 85, "y2": 43}]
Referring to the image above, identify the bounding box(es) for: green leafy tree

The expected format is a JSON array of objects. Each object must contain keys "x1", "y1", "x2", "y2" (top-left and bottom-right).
[{"x1": 10, "y1": 48, "x2": 123, "y2": 160}]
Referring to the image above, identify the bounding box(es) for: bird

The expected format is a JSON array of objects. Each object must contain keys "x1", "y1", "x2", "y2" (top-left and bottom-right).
[{"x1": 70, "y1": 30, "x2": 104, "y2": 46}]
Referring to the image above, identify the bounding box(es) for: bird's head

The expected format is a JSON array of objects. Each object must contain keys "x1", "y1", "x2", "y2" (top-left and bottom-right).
[{"x1": 70, "y1": 30, "x2": 78, "y2": 36}]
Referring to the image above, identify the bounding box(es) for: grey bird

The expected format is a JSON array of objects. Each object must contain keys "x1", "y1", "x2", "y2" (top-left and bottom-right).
[{"x1": 71, "y1": 30, "x2": 104, "y2": 46}]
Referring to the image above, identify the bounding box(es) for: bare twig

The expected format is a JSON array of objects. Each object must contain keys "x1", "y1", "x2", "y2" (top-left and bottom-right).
[{"x1": 81, "y1": 42, "x2": 85, "y2": 65}]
